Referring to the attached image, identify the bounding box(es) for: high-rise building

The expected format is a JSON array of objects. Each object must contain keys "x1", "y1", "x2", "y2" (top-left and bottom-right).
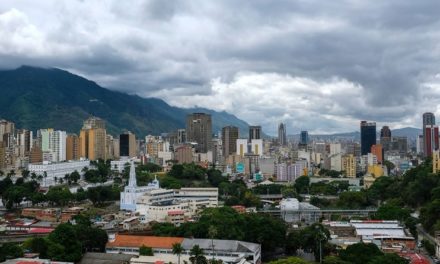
[
  {"x1": 37, "y1": 129, "x2": 66, "y2": 162},
  {"x1": 278, "y1": 123, "x2": 287, "y2": 146},
  {"x1": 342, "y1": 154, "x2": 356, "y2": 178},
  {"x1": 249, "y1": 126, "x2": 262, "y2": 140},
  {"x1": 299, "y1": 131, "x2": 309, "y2": 146},
  {"x1": 424, "y1": 125, "x2": 439, "y2": 157},
  {"x1": 423, "y1": 112, "x2": 436, "y2": 157},
  {"x1": 177, "y1": 129, "x2": 186, "y2": 144},
  {"x1": 120, "y1": 132, "x2": 136, "y2": 157},
  {"x1": 380, "y1": 126, "x2": 391, "y2": 151},
  {"x1": 222, "y1": 126, "x2": 239, "y2": 158},
  {"x1": 66, "y1": 134, "x2": 80, "y2": 161},
  {"x1": 29, "y1": 146, "x2": 43, "y2": 164},
  {"x1": 16, "y1": 129, "x2": 33, "y2": 157},
  {"x1": 186, "y1": 113, "x2": 212, "y2": 153},
  {"x1": 360, "y1": 121, "x2": 376, "y2": 155},
  {"x1": 79, "y1": 117, "x2": 107, "y2": 161},
  {"x1": 0, "y1": 120, "x2": 15, "y2": 141},
  {"x1": 371, "y1": 144, "x2": 383, "y2": 164},
  {"x1": 236, "y1": 139, "x2": 249, "y2": 157},
  {"x1": 0, "y1": 142, "x2": 5, "y2": 169},
  {"x1": 433, "y1": 150, "x2": 440, "y2": 173}
]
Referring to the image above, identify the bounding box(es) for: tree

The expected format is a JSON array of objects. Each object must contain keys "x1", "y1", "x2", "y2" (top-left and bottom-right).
[
  {"x1": 375, "y1": 203, "x2": 411, "y2": 222},
  {"x1": 323, "y1": 256, "x2": 351, "y2": 264},
  {"x1": 339, "y1": 243, "x2": 383, "y2": 264},
  {"x1": 46, "y1": 186, "x2": 73, "y2": 206},
  {"x1": 268, "y1": 257, "x2": 312, "y2": 264},
  {"x1": 23, "y1": 237, "x2": 49, "y2": 258},
  {"x1": 368, "y1": 253, "x2": 409, "y2": 264},
  {"x1": 190, "y1": 245, "x2": 207, "y2": 264},
  {"x1": 21, "y1": 169, "x2": 30, "y2": 180},
  {"x1": 173, "y1": 243, "x2": 184, "y2": 264},
  {"x1": 0, "y1": 242, "x2": 24, "y2": 262},
  {"x1": 294, "y1": 176, "x2": 310, "y2": 194},
  {"x1": 422, "y1": 239, "x2": 435, "y2": 256},
  {"x1": 139, "y1": 245, "x2": 154, "y2": 256},
  {"x1": 48, "y1": 223, "x2": 82, "y2": 262}
]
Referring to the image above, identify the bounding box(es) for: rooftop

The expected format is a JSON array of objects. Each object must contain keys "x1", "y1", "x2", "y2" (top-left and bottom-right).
[{"x1": 106, "y1": 234, "x2": 184, "y2": 249}]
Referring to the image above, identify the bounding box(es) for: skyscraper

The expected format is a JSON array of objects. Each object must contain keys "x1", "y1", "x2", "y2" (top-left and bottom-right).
[
  {"x1": 300, "y1": 131, "x2": 309, "y2": 145},
  {"x1": 423, "y1": 112, "x2": 436, "y2": 157},
  {"x1": 249, "y1": 126, "x2": 262, "y2": 140},
  {"x1": 66, "y1": 134, "x2": 79, "y2": 161},
  {"x1": 278, "y1": 123, "x2": 287, "y2": 146},
  {"x1": 380, "y1": 126, "x2": 391, "y2": 151},
  {"x1": 79, "y1": 117, "x2": 107, "y2": 160},
  {"x1": 360, "y1": 121, "x2": 376, "y2": 156},
  {"x1": 17, "y1": 129, "x2": 33, "y2": 157},
  {"x1": 222, "y1": 126, "x2": 239, "y2": 158},
  {"x1": 424, "y1": 125, "x2": 439, "y2": 157},
  {"x1": 120, "y1": 132, "x2": 136, "y2": 157},
  {"x1": 186, "y1": 113, "x2": 212, "y2": 153}
]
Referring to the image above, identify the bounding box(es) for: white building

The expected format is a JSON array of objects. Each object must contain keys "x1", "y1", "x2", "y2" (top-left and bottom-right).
[
  {"x1": 236, "y1": 139, "x2": 249, "y2": 157},
  {"x1": 250, "y1": 139, "x2": 263, "y2": 157},
  {"x1": 136, "y1": 187, "x2": 219, "y2": 223},
  {"x1": 27, "y1": 159, "x2": 90, "y2": 187},
  {"x1": 38, "y1": 129, "x2": 66, "y2": 162},
  {"x1": 120, "y1": 161, "x2": 160, "y2": 211}
]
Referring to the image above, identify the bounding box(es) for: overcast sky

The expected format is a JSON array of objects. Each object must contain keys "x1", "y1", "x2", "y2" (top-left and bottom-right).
[{"x1": 1, "y1": 0, "x2": 440, "y2": 135}]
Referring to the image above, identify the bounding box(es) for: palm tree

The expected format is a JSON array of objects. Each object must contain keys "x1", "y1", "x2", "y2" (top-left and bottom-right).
[
  {"x1": 30, "y1": 172, "x2": 37, "y2": 181},
  {"x1": 172, "y1": 243, "x2": 184, "y2": 264},
  {"x1": 21, "y1": 169, "x2": 30, "y2": 180},
  {"x1": 190, "y1": 245, "x2": 206, "y2": 264}
]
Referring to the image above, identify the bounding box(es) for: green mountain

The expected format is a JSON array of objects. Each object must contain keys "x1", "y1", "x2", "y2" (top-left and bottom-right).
[{"x1": 0, "y1": 66, "x2": 250, "y2": 136}]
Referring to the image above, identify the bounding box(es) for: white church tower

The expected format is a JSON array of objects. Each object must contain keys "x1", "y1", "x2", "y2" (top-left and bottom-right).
[{"x1": 120, "y1": 161, "x2": 160, "y2": 211}]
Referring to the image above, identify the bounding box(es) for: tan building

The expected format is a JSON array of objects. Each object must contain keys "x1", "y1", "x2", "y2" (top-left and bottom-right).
[
  {"x1": 66, "y1": 134, "x2": 80, "y2": 161},
  {"x1": 29, "y1": 146, "x2": 43, "y2": 164},
  {"x1": 433, "y1": 150, "x2": 440, "y2": 173},
  {"x1": 174, "y1": 145, "x2": 193, "y2": 164},
  {"x1": 0, "y1": 142, "x2": 5, "y2": 170},
  {"x1": 79, "y1": 117, "x2": 107, "y2": 161},
  {"x1": 342, "y1": 154, "x2": 357, "y2": 178}
]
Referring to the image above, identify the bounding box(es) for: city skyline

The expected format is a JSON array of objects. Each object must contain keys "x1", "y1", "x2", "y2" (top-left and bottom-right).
[{"x1": 1, "y1": 1, "x2": 440, "y2": 134}]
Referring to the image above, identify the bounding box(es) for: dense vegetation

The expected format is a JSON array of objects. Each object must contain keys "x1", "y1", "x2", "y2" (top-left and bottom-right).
[{"x1": 23, "y1": 215, "x2": 108, "y2": 262}]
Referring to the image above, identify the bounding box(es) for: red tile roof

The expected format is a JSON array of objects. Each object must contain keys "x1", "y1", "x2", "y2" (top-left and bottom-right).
[{"x1": 107, "y1": 234, "x2": 184, "y2": 249}]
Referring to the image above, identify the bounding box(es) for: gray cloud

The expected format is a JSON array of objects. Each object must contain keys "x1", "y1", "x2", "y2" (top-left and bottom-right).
[{"x1": 1, "y1": 0, "x2": 440, "y2": 134}]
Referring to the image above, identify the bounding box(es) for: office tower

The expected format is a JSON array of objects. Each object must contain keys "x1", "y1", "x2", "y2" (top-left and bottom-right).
[
  {"x1": 0, "y1": 142, "x2": 5, "y2": 169},
  {"x1": 249, "y1": 126, "x2": 262, "y2": 140},
  {"x1": 278, "y1": 123, "x2": 287, "y2": 146},
  {"x1": 120, "y1": 132, "x2": 136, "y2": 157},
  {"x1": 380, "y1": 126, "x2": 392, "y2": 151},
  {"x1": 300, "y1": 131, "x2": 309, "y2": 145},
  {"x1": 423, "y1": 112, "x2": 436, "y2": 157},
  {"x1": 79, "y1": 117, "x2": 107, "y2": 160},
  {"x1": 17, "y1": 129, "x2": 33, "y2": 157},
  {"x1": 186, "y1": 113, "x2": 212, "y2": 153},
  {"x1": 424, "y1": 125, "x2": 439, "y2": 157},
  {"x1": 222, "y1": 126, "x2": 239, "y2": 158},
  {"x1": 66, "y1": 134, "x2": 80, "y2": 161},
  {"x1": 360, "y1": 121, "x2": 376, "y2": 155},
  {"x1": 177, "y1": 129, "x2": 186, "y2": 144},
  {"x1": 371, "y1": 144, "x2": 383, "y2": 164}
]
